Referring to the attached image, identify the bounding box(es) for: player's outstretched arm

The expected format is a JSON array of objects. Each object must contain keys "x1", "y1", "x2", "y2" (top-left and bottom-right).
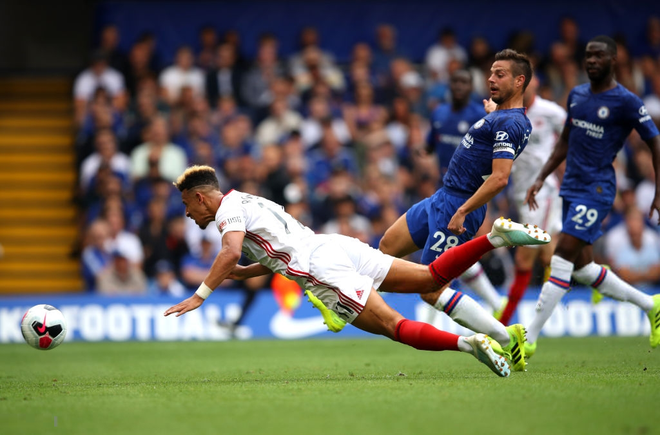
[
  {"x1": 228, "y1": 263, "x2": 272, "y2": 280},
  {"x1": 448, "y1": 158, "x2": 512, "y2": 235},
  {"x1": 164, "y1": 231, "x2": 245, "y2": 317},
  {"x1": 525, "y1": 124, "x2": 570, "y2": 210},
  {"x1": 645, "y1": 135, "x2": 660, "y2": 224}
]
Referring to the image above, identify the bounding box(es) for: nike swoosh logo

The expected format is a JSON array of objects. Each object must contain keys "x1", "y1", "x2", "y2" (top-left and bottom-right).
[
  {"x1": 37, "y1": 312, "x2": 47, "y2": 334},
  {"x1": 269, "y1": 310, "x2": 330, "y2": 339},
  {"x1": 575, "y1": 225, "x2": 587, "y2": 230}
]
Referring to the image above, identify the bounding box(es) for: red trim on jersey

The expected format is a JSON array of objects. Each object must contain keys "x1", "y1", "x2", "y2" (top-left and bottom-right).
[{"x1": 244, "y1": 230, "x2": 363, "y2": 314}]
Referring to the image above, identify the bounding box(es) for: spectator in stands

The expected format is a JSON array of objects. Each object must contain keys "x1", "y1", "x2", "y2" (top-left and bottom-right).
[
  {"x1": 399, "y1": 69, "x2": 428, "y2": 117},
  {"x1": 633, "y1": 147, "x2": 660, "y2": 223},
  {"x1": 306, "y1": 127, "x2": 359, "y2": 191},
  {"x1": 165, "y1": 216, "x2": 190, "y2": 278},
  {"x1": 76, "y1": 88, "x2": 127, "y2": 165},
  {"x1": 241, "y1": 33, "x2": 285, "y2": 112},
  {"x1": 159, "y1": 46, "x2": 205, "y2": 105},
  {"x1": 320, "y1": 194, "x2": 372, "y2": 244},
  {"x1": 291, "y1": 46, "x2": 345, "y2": 95},
  {"x1": 425, "y1": 28, "x2": 468, "y2": 84},
  {"x1": 372, "y1": 24, "x2": 407, "y2": 85},
  {"x1": 467, "y1": 36, "x2": 494, "y2": 98},
  {"x1": 81, "y1": 219, "x2": 112, "y2": 291},
  {"x1": 80, "y1": 129, "x2": 131, "y2": 194},
  {"x1": 255, "y1": 97, "x2": 303, "y2": 147},
  {"x1": 557, "y1": 16, "x2": 585, "y2": 65},
  {"x1": 124, "y1": 76, "x2": 167, "y2": 153},
  {"x1": 300, "y1": 96, "x2": 351, "y2": 149},
  {"x1": 104, "y1": 204, "x2": 144, "y2": 267},
  {"x1": 211, "y1": 95, "x2": 240, "y2": 128},
  {"x1": 84, "y1": 173, "x2": 133, "y2": 225},
  {"x1": 544, "y1": 41, "x2": 583, "y2": 107},
  {"x1": 614, "y1": 40, "x2": 645, "y2": 95},
  {"x1": 205, "y1": 42, "x2": 244, "y2": 108},
  {"x1": 97, "y1": 246, "x2": 148, "y2": 295},
  {"x1": 73, "y1": 49, "x2": 127, "y2": 126},
  {"x1": 604, "y1": 206, "x2": 660, "y2": 288},
  {"x1": 385, "y1": 96, "x2": 412, "y2": 151},
  {"x1": 181, "y1": 236, "x2": 217, "y2": 289},
  {"x1": 148, "y1": 259, "x2": 187, "y2": 296},
  {"x1": 124, "y1": 41, "x2": 155, "y2": 98},
  {"x1": 342, "y1": 82, "x2": 387, "y2": 142},
  {"x1": 138, "y1": 197, "x2": 170, "y2": 277},
  {"x1": 197, "y1": 25, "x2": 218, "y2": 71},
  {"x1": 289, "y1": 26, "x2": 336, "y2": 79},
  {"x1": 130, "y1": 117, "x2": 188, "y2": 182},
  {"x1": 136, "y1": 31, "x2": 163, "y2": 73},
  {"x1": 98, "y1": 24, "x2": 128, "y2": 75},
  {"x1": 222, "y1": 29, "x2": 250, "y2": 72},
  {"x1": 643, "y1": 72, "x2": 660, "y2": 124},
  {"x1": 640, "y1": 16, "x2": 660, "y2": 58},
  {"x1": 258, "y1": 144, "x2": 291, "y2": 206},
  {"x1": 175, "y1": 113, "x2": 220, "y2": 160}
]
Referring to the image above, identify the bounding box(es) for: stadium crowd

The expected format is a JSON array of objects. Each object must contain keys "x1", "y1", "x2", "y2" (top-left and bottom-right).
[{"x1": 75, "y1": 18, "x2": 660, "y2": 295}]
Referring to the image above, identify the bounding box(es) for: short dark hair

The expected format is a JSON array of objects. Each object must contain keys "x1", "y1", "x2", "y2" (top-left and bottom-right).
[
  {"x1": 494, "y1": 49, "x2": 533, "y2": 91},
  {"x1": 173, "y1": 165, "x2": 220, "y2": 192},
  {"x1": 588, "y1": 35, "x2": 617, "y2": 55}
]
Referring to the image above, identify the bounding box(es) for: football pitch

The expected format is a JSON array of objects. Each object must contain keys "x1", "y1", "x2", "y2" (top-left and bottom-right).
[{"x1": 1, "y1": 337, "x2": 658, "y2": 435}]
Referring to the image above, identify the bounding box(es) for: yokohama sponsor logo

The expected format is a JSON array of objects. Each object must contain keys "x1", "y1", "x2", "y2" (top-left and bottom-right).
[{"x1": 571, "y1": 118, "x2": 604, "y2": 138}]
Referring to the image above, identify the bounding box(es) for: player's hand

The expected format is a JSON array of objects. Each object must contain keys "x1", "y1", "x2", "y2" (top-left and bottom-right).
[
  {"x1": 524, "y1": 180, "x2": 544, "y2": 211},
  {"x1": 448, "y1": 211, "x2": 467, "y2": 236},
  {"x1": 650, "y1": 194, "x2": 660, "y2": 225},
  {"x1": 164, "y1": 294, "x2": 205, "y2": 317},
  {"x1": 483, "y1": 98, "x2": 497, "y2": 114}
]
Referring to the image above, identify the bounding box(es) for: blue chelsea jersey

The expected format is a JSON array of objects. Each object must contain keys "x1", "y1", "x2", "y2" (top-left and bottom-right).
[
  {"x1": 443, "y1": 108, "x2": 532, "y2": 196},
  {"x1": 426, "y1": 101, "x2": 486, "y2": 182},
  {"x1": 560, "y1": 83, "x2": 659, "y2": 205}
]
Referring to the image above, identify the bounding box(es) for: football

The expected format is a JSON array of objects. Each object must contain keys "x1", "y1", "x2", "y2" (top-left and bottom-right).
[{"x1": 20, "y1": 304, "x2": 67, "y2": 350}]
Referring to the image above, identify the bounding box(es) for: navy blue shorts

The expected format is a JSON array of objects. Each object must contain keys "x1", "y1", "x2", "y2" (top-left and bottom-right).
[
  {"x1": 561, "y1": 196, "x2": 611, "y2": 244},
  {"x1": 406, "y1": 189, "x2": 487, "y2": 265}
]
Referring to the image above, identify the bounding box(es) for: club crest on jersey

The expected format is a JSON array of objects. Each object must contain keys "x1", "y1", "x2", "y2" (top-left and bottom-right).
[
  {"x1": 597, "y1": 106, "x2": 609, "y2": 119},
  {"x1": 458, "y1": 120, "x2": 469, "y2": 133},
  {"x1": 473, "y1": 119, "x2": 485, "y2": 129}
]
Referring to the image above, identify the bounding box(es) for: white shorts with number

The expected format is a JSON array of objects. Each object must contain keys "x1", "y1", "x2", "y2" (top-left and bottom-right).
[{"x1": 304, "y1": 234, "x2": 394, "y2": 323}]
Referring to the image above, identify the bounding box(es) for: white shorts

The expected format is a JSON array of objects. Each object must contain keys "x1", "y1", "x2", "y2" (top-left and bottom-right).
[
  {"x1": 306, "y1": 234, "x2": 394, "y2": 323},
  {"x1": 515, "y1": 190, "x2": 563, "y2": 244}
]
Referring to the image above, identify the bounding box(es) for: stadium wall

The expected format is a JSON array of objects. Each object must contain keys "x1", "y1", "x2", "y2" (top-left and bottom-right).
[
  {"x1": 96, "y1": 0, "x2": 657, "y2": 66},
  {"x1": 0, "y1": 287, "x2": 655, "y2": 343}
]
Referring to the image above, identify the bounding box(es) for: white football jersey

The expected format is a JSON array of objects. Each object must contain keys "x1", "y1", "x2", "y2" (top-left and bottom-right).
[
  {"x1": 511, "y1": 96, "x2": 566, "y2": 201},
  {"x1": 215, "y1": 190, "x2": 316, "y2": 286}
]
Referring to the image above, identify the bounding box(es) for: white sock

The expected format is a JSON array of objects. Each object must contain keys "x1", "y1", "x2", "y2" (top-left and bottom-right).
[
  {"x1": 461, "y1": 262, "x2": 503, "y2": 311},
  {"x1": 436, "y1": 288, "x2": 510, "y2": 345},
  {"x1": 526, "y1": 255, "x2": 574, "y2": 343},
  {"x1": 573, "y1": 262, "x2": 654, "y2": 312},
  {"x1": 457, "y1": 336, "x2": 473, "y2": 352}
]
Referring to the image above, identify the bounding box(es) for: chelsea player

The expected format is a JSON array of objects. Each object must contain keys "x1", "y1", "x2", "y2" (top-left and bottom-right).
[
  {"x1": 423, "y1": 69, "x2": 506, "y2": 315},
  {"x1": 524, "y1": 36, "x2": 660, "y2": 356},
  {"x1": 380, "y1": 49, "x2": 533, "y2": 371}
]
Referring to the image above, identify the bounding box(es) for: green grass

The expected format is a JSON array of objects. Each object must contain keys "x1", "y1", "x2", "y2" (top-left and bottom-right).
[{"x1": 1, "y1": 337, "x2": 658, "y2": 435}]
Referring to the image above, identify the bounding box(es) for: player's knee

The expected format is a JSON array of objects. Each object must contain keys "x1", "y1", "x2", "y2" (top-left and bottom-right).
[{"x1": 420, "y1": 291, "x2": 441, "y2": 306}]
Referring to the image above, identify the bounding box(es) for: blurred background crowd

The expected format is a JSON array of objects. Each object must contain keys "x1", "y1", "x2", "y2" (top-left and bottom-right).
[{"x1": 75, "y1": 15, "x2": 660, "y2": 296}]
